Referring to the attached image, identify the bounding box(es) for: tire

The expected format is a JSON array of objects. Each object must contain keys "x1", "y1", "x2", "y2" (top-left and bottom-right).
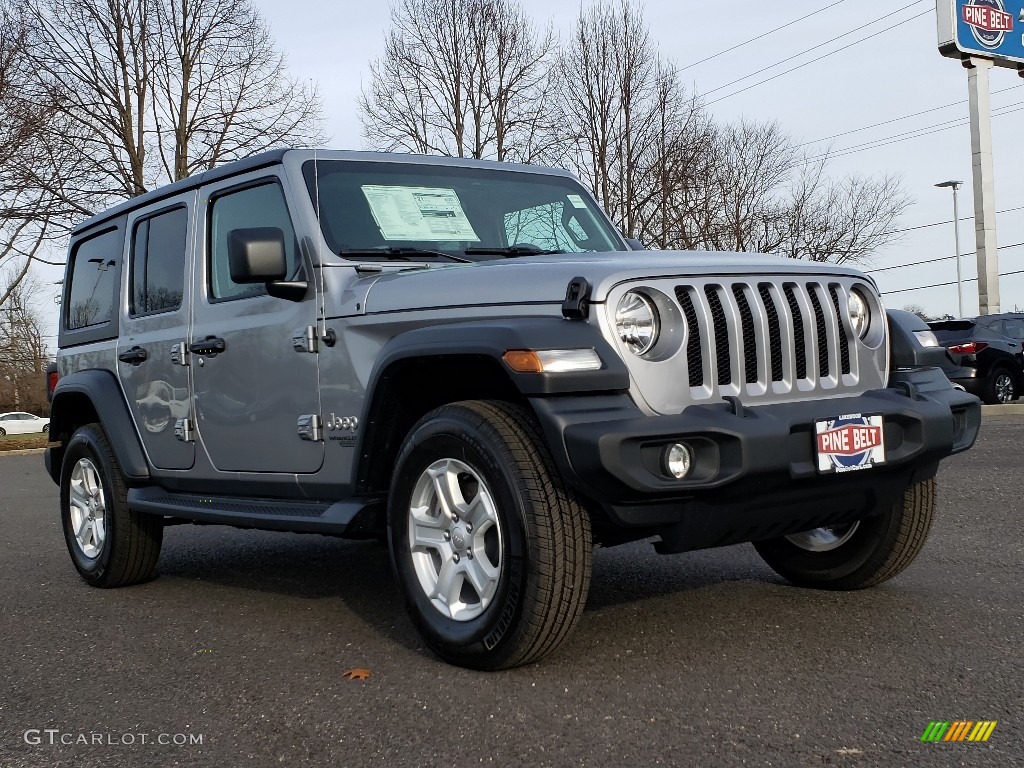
[
  {"x1": 388, "y1": 400, "x2": 592, "y2": 670},
  {"x1": 753, "y1": 478, "x2": 936, "y2": 590},
  {"x1": 60, "y1": 423, "x2": 163, "y2": 587},
  {"x1": 983, "y1": 367, "x2": 1017, "y2": 404},
  {"x1": 0, "y1": 427, "x2": 5, "y2": 436},
  {"x1": 42, "y1": 424, "x2": 49, "y2": 433}
]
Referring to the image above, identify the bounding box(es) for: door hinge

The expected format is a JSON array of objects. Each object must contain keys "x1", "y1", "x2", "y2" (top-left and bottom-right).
[
  {"x1": 293, "y1": 326, "x2": 318, "y2": 353},
  {"x1": 170, "y1": 342, "x2": 190, "y2": 366},
  {"x1": 174, "y1": 418, "x2": 194, "y2": 442},
  {"x1": 297, "y1": 414, "x2": 323, "y2": 442}
]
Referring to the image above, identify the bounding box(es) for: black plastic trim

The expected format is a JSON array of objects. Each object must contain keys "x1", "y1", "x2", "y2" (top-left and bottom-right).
[
  {"x1": 888, "y1": 309, "x2": 953, "y2": 371},
  {"x1": 48, "y1": 369, "x2": 150, "y2": 483},
  {"x1": 365, "y1": 318, "x2": 630, "y2": 397},
  {"x1": 531, "y1": 367, "x2": 980, "y2": 509},
  {"x1": 128, "y1": 487, "x2": 379, "y2": 535},
  {"x1": 72, "y1": 149, "x2": 288, "y2": 235}
]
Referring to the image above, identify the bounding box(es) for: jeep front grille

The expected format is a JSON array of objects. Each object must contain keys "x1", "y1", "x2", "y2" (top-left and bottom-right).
[{"x1": 674, "y1": 280, "x2": 857, "y2": 391}]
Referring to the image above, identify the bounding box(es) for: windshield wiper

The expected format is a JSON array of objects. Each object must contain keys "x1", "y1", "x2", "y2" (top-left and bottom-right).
[
  {"x1": 338, "y1": 246, "x2": 471, "y2": 263},
  {"x1": 464, "y1": 245, "x2": 564, "y2": 257}
]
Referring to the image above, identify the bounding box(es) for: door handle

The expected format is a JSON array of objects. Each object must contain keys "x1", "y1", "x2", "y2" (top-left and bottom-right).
[
  {"x1": 189, "y1": 336, "x2": 226, "y2": 356},
  {"x1": 117, "y1": 346, "x2": 148, "y2": 366}
]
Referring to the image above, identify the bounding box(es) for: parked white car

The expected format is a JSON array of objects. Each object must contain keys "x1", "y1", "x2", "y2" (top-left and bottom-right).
[{"x1": 0, "y1": 412, "x2": 50, "y2": 435}]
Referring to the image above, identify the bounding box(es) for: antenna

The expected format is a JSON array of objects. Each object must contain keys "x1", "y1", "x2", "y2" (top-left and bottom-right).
[{"x1": 313, "y1": 148, "x2": 327, "y2": 341}]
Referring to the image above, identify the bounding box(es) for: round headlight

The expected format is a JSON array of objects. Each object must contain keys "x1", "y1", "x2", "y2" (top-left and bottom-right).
[
  {"x1": 616, "y1": 291, "x2": 659, "y2": 356},
  {"x1": 848, "y1": 289, "x2": 871, "y2": 339}
]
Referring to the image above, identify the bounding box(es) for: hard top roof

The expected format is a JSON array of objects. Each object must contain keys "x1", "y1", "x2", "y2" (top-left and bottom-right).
[{"x1": 72, "y1": 149, "x2": 575, "y2": 235}]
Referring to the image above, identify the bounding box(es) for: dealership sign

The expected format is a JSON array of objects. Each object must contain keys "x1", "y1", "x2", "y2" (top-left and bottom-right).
[{"x1": 938, "y1": 0, "x2": 1024, "y2": 67}]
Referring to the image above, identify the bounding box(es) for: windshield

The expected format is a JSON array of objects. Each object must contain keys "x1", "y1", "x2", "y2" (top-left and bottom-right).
[{"x1": 302, "y1": 160, "x2": 624, "y2": 261}]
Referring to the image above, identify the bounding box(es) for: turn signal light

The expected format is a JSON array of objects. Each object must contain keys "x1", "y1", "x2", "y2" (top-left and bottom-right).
[
  {"x1": 948, "y1": 341, "x2": 988, "y2": 354},
  {"x1": 502, "y1": 349, "x2": 602, "y2": 373}
]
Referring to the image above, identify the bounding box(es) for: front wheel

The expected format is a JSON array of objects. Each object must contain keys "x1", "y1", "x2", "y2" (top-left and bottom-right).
[
  {"x1": 753, "y1": 478, "x2": 936, "y2": 590},
  {"x1": 60, "y1": 423, "x2": 163, "y2": 587},
  {"x1": 388, "y1": 400, "x2": 592, "y2": 670}
]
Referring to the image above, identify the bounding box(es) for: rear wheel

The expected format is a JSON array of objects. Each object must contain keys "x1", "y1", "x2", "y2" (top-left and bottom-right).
[
  {"x1": 388, "y1": 400, "x2": 592, "y2": 670},
  {"x1": 0, "y1": 427, "x2": 6, "y2": 436},
  {"x1": 60, "y1": 423, "x2": 163, "y2": 587},
  {"x1": 753, "y1": 478, "x2": 936, "y2": 590},
  {"x1": 984, "y1": 367, "x2": 1016, "y2": 404}
]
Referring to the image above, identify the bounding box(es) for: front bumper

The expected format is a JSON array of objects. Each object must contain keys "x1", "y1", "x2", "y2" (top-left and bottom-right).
[{"x1": 531, "y1": 367, "x2": 980, "y2": 551}]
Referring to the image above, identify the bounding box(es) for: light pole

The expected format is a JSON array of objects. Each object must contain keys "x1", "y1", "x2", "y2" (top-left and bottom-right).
[{"x1": 935, "y1": 180, "x2": 964, "y2": 318}]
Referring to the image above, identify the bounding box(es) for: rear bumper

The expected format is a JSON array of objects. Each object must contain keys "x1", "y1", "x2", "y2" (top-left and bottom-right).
[{"x1": 531, "y1": 367, "x2": 980, "y2": 551}]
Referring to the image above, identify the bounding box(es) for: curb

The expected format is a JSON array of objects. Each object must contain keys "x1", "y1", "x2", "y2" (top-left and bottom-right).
[
  {"x1": 0, "y1": 447, "x2": 46, "y2": 457},
  {"x1": 982, "y1": 404, "x2": 1024, "y2": 417}
]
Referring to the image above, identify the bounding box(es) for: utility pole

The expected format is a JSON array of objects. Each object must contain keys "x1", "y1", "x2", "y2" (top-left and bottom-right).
[{"x1": 965, "y1": 57, "x2": 1000, "y2": 314}]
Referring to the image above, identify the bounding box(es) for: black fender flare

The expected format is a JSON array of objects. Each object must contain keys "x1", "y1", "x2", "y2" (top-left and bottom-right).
[
  {"x1": 352, "y1": 317, "x2": 629, "y2": 494},
  {"x1": 47, "y1": 369, "x2": 150, "y2": 484},
  {"x1": 887, "y1": 309, "x2": 952, "y2": 374},
  {"x1": 366, "y1": 317, "x2": 629, "y2": 398}
]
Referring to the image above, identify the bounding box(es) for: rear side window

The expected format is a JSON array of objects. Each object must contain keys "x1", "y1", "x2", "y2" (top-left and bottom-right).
[
  {"x1": 208, "y1": 181, "x2": 300, "y2": 301},
  {"x1": 131, "y1": 207, "x2": 188, "y2": 315},
  {"x1": 66, "y1": 229, "x2": 122, "y2": 330},
  {"x1": 1002, "y1": 319, "x2": 1024, "y2": 338}
]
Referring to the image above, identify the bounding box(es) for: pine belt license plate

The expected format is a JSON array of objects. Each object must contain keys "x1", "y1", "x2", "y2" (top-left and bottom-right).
[{"x1": 814, "y1": 414, "x2": 886, "y2": 474}]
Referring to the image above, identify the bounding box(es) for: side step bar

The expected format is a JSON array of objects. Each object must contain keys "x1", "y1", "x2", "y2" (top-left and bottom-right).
[{"x1": 128, "y1": 487, "x2": 382, "y2": 536}]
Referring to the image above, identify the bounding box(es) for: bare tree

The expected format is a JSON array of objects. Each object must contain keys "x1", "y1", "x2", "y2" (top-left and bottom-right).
[
  {"x1": 656, "y1": 120, "x2": 911, "y2": 264},
  {"x1": 0, "y1": 1, "x2": 68, "y2": 303},
  {"x1": 23, "y1": 0, "x2": 324, "y2": 209},
  {"x1": 150, "y1": 0, "x2": 324, "y2": 182},
  {"x1": 551, "y1": 0, "x2": 708, "y2": 241},
  {"x1": 0, "y1": 271, "x2": 50, "y2": 414},
  {"x1": 360, "y1": 0, "x2": 557, "y2": 162},
  {"x1": 903, "y1": 304, "x2": 933, "y2": 322}
]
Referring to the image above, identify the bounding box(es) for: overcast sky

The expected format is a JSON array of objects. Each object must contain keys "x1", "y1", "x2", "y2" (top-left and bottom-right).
[
  {"x1": 31, "y1": 0, "x2": 1024, "y2": 344},
  {"x1": 260, "y1": 0, "x2": 1024, "y2": 317}
]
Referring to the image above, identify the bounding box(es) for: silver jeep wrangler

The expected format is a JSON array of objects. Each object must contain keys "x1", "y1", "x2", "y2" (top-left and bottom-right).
[{"x1": 45, "y1": 149, "x2": 980, "y2": 669}]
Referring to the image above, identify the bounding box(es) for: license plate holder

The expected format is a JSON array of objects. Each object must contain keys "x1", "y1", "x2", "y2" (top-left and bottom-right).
[{"x1": 814, "y1": 413, "x2": 886, "y2": 474}]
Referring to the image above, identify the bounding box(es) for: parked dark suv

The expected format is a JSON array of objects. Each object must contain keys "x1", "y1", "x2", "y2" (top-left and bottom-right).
[{"x1": 928, "y1": 318, "x2": 1024, "y2": 403}]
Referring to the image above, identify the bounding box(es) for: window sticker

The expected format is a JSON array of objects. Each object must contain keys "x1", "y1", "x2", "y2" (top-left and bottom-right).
[
  {"x1": 361, "y1": 185, "x2": 480, "y2": 241},
  {"x1": 566, "y1": 194, "x2": 588, "y2": 209}
]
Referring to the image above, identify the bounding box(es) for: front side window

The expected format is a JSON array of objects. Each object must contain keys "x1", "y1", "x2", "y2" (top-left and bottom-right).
[
  {"x1": 131, "y1": 207, "x2": 188, "y2": 315},
  {"x1": 302, "y1": 161, "x2": 623, "y2": 261},
  {"x1": 208, "y1": 182, "x2": 300, "y2": 300},
  {"x1": 66, "y1": 229, "x2": 122, "y2": 329}
]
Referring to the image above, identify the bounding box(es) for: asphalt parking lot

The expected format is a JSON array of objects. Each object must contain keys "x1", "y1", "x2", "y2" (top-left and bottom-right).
[{"x1": 1, "y1": 416, "x2": 1021, "y2": 768}]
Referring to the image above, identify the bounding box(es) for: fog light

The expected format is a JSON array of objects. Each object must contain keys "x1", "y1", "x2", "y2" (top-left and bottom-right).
[{"x1": 663, "y1": 443, "x2": 693, "y2": 479}]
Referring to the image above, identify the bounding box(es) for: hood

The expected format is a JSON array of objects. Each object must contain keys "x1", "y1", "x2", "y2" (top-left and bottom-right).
[{"x1": 360, "y1": 250, "x2": 874, "y2": 314}]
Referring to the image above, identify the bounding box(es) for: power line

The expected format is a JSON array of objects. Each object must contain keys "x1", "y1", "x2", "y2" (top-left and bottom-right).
[
  {"x1": 888, "y1": 204, "x2": 1024, "y2": 236},
  {"x1": 868, "y1": 241, "x2": 1024, "y2": 274},
  {"x1": 879, "y1": 249, "x2": 1024, "y2": 296},
  {"x1": 701, "y1": 0, "x2": 927, "y2": 97},
  {"x1": 808, "y1": 103, "x2": 1024, "y2": 161},
  {"x1": 679, "y1": 0, "x2": 849, "y2": 72},
  {"x1": 798, "y1": 84, "x2": 1023, "y2": 148},
  {"x1": 704, "y1": 5, "x2": 933, "y2": 106}
]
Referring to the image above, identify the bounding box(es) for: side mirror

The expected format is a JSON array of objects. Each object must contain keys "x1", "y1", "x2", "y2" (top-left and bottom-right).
[
  {"x1": 624, "y1": 237, "x2": 646, "y2": 251},
  {"x1": 228, "y1": 227, "x2": 287, "y2": 283}
]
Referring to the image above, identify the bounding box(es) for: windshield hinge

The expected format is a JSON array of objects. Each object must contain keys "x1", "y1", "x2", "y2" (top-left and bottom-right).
[{"x1": 562, "y1": 276, "x2": 591, "y2": 320}]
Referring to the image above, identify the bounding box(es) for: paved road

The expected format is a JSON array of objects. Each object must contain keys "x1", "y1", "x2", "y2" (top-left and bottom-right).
[{"x1": 1, "y1": 418, "x2": 1022, "y2": 768}]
